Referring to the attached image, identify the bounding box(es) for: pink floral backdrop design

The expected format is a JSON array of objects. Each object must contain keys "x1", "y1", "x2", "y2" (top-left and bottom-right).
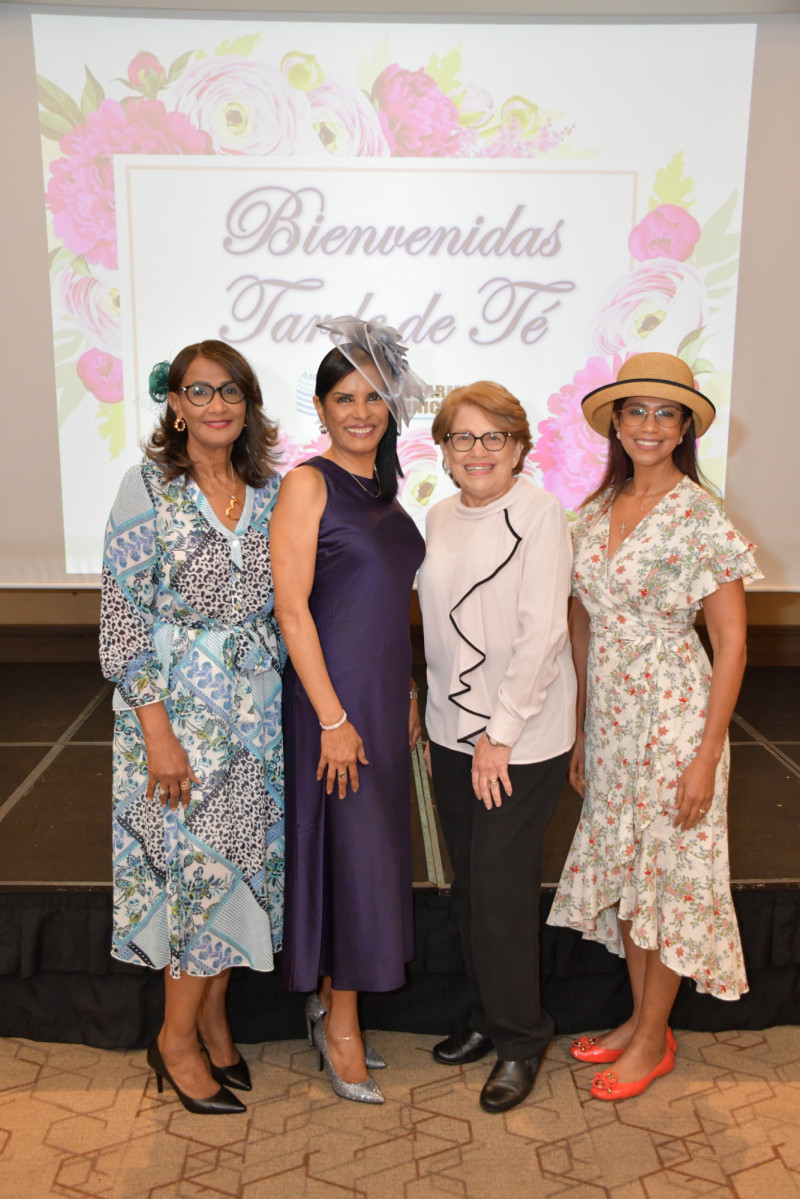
[
  {"x1": 37, "y1": 34, "x2": 739, "y2": 506},
  {"x1": 38, "y1": 34, "x2": 576, "y2": 461}
]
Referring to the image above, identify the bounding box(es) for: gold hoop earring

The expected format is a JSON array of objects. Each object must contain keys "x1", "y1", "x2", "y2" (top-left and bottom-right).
[
  {"x1": 174, "y1": 415, "x2": 186, "y2": 432},
  {"x1": 319, "y1": 424, "x2": 328, "y2": 434}
]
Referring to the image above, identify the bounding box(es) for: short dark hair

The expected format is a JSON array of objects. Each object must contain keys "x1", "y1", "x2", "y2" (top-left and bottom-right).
[
  {"x1": 315, "y1": 346, "x2": 401, "y2": 502},
  {"x1": 145, "y1": 340, "x2": 279, "y2": 486}
]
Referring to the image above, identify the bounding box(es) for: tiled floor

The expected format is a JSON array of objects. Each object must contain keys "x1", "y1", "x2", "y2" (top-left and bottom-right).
[{"x1": 3, "y1": 1028, "x2": 800, "y2": 1198}]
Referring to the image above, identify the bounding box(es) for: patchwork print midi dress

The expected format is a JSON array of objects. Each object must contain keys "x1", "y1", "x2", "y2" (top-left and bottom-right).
[
  {"x1": 100, "y1": 462, "x2": 284, "y2": 978},
  {"x1": 547, "y1": 477, "x2": 761, "y2": 999}
]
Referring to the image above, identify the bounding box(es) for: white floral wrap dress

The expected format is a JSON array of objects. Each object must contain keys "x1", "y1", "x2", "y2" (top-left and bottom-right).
[
  {"x1": 100, "y1": 462, "x2": 285, "y2": 978},
  {"x1": 548, "y1": 476, "x2": 761, "y2": 999}
]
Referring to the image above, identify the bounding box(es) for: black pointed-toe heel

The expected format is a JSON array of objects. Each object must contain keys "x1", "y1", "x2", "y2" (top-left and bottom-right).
[
  {"x1": 147, "y1": 1039, "x2": 247, "y2": 1115},
  {"x1": 198, "y1": 1038, "x2": 252, "y2": 1092}
]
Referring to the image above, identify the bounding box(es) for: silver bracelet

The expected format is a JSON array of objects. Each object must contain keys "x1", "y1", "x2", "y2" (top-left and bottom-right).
[
  {"x1": 410, "y1": 688, "x2": 419, "y2": 700},
  {"x1": 320, "y1": 710, "x2": 347, "y2": 731}
]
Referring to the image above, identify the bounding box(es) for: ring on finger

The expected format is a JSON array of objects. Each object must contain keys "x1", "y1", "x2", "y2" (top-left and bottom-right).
[
  {"x1": 338, "y1": 770, "x2": 347, "y2": 779},
  {"x1": 488, "y1": 777, "x2": 499, "y2": 785},
  {"x1": 179, "y1": 779, "x2": 191, "y2": 791}
]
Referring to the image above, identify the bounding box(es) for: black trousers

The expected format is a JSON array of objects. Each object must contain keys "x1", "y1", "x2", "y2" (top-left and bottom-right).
[{"x1": 430, "y1": 742, "x2": 570, "y2": 1061}]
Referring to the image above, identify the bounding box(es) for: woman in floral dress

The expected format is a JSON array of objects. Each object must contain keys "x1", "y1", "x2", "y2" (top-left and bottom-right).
[
  {"x1": 548, "y1": 352, "x2": 760, "y2": 1102},
  {"x1": 100, "y1": 340, "x2": 284, "y2": 1115}
]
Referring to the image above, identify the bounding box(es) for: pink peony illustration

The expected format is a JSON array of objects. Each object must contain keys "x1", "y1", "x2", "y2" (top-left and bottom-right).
[
  {"x1": 629, "y1": 204, "x2": 701, "y2": 262},
  {"x1": 127, "y1": 53, "x2": 165, "y2": 89},
  {"x1": 276, "y1": 430, "x2": 330, "y2": 473},
  {"x1": 56, "y1": 268, "x2": 121, "y2": 356},
  {"x1": 396, "y1": 427, "x2": 438, "y2": 472},
  {"x1": 171, "y1": 56, "x2": 311, "y2": 155},
  {"x1": 45, "y1": 98, "x2": 211, "y2": 270},
  {"x1": 308, "y1": 79, "x2": 390, "y2": 156},
  {"x1": 593, "y1": 259, "x2": 707, "y2": 357},
  {"x1": 77, "y1": 348, "x2": 123, "y2": 403},
  {"x1": 530, "y1": 357, "x2": 621, "y2": 511},
  {"x1": 371, "y1": 64, "x2": 465, "y2": 157}
]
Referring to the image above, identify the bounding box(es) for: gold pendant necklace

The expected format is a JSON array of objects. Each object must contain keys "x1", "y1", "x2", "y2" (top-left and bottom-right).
[
  {"x1": 347, "y1": 467, "x2": 381, "y2": 498},
  {"x1": 619, "y1": 475, "x2": 680, "y2": 537},
  {"x1": 226, "y1": 461, "x2": 243, "y2": 519}
]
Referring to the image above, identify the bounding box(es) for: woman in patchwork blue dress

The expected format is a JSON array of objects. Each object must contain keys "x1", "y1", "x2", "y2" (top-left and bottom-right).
[
  {"x1": 547, "y1": 353, "x2": 760, "y2": 1103},
  {"x1": 100, "y1": 340, "x2": 284, "y2": 1116}
]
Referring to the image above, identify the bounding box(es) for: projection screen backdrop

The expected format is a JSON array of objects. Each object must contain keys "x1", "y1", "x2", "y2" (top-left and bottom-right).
[{"x1": 31, "y1": 15, "x2": 756, "y2": 577}]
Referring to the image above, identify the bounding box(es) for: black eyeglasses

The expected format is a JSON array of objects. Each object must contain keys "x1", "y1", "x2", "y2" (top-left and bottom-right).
[
  {"x1": 619, "y1": 403, "x2": 683, "y2": 429},
  {"x1": 179, "y1": 381, "x2": 246, "y2": 407},
  {"x1": 444, "y1": 431, "x2": 512, "y2": 452}
]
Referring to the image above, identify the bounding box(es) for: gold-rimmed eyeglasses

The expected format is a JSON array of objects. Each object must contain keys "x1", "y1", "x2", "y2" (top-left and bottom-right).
[{"x1": 618, "y1": 403, "x2": 684, "y2": 429}]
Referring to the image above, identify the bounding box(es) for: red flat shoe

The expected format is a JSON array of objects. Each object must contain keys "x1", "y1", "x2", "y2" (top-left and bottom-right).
[
  {"x1": 570, "y1": 1036, "x2": 623, "y2": 1064},
  {"x1": 570, "y1": 1027, "x2": 678, "y2": 1065},
  {"x1": 590, "y1": 1047, "x2": 675, "y2": 1101}
]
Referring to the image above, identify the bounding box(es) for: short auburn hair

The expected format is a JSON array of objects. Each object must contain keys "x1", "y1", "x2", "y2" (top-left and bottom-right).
[{"x1": 431, "y1": 381, "x2": 532, "y2": 475}]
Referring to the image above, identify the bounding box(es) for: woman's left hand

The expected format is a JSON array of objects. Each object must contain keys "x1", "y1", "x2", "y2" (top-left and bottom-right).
[
  {"x1": 673, "y1": 753, "x2": 718, "y2": 831},
  {"x1": 409, "y1": 698, "x2": 422, "y2": 750},
  {"x1": 472, "y1": 734, "x2": 512, "y2": 810}
]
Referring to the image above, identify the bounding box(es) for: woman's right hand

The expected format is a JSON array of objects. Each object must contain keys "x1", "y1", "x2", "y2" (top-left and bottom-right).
[
  {"x1": 318, "y1": 721, "x2": 369, "y2": 799},
  {"x1": 568, "y1": 731, "x2": 586, "y2": 798},
  {"x1": 143, "y1": 729, "x2": 201, "y2": 809}
]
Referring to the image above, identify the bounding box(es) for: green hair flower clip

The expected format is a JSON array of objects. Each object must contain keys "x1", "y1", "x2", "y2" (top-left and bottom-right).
[{"x1": 148, "y1": 360, "x2": 171, "y2": 403}]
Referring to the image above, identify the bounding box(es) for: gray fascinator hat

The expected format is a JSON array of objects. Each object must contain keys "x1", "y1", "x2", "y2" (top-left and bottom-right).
[{"x1": 317, "y1": 316, "x2": 431, "y2": 428}]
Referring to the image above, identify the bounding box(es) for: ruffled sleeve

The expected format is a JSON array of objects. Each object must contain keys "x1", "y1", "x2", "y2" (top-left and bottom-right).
[
  {"x1": 676, "y1": 490, "x2": 763, "y2": 606},
  {"x1": 99, "y1": 465, "x2": 171, "y2": 708}
]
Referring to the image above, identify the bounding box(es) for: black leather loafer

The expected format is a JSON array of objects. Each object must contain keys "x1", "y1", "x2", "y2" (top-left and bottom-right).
[
  {"x1": 479, "y1": 1058, "x2": 539, "y2": 1113},
  {"x1": 433, "y1": 1027, "x2": 495, "y2": 1065}
]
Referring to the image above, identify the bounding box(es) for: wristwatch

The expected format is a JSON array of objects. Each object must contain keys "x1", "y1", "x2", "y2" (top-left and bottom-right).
[{"x1": 486, "y1": 735, "x2": 508, "y2": 748}]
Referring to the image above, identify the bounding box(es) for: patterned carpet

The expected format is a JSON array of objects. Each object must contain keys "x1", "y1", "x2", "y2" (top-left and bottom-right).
[{"x1": 3, "y1": 1027, "x2": 800, "y2": 1198}]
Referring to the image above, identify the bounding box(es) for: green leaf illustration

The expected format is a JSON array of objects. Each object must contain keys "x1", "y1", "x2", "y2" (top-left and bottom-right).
[
  {"x1": 215, "y1": 34, "x2": 261, "y2": 58},
  {"x1": 691, "y1": 358, "x2": 714, "y2": 375},
  {"x1": 427, "y1": 46, "x2": 463, "y2": 94},
  {"x1": 357, "y1": 37, "x2": 391, "y2": 92},
  {"x1": 48, "y1": 246, "x2": 70, "y2": 271},
  {"x1": 54, "y1": 327, "x2": 84, "y2": 364},
  {"x1": 37, "y1": 74, "x2": 83, "y2": 127},
  {"x1": 677, "y1": 326, "x2": 706, "y2": 357},
  {"x1": 39, "y1": 111, "x2": 74, "y2": 141},
  {"x1": 705, "y1": 286, "x2": 733, "y2": 301},
  {"x1": 80, "y1": 66, "x2": 105, "y2": 117},
  {"x1": 166, "y1": 50, "x2": 195, "y2": 85},
  {"x1": 703, "y1": 260, "x2": 739, "y2": 289},
  {"x1": 692, "y1": 191, "x2": 739, "y2": 268},
  {"x1": 96, "y1": 399, "x2": 126, "y2": 459},
  {"x1": 56, "y1": 361, "x2": 87, "y2": 427},
  {"x1": 651, "y1": 151, "x2": 694, "y2": 210}
]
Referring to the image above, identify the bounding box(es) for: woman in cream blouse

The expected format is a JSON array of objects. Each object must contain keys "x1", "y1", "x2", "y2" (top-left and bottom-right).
[{"x1": 418, "y1": 380, "x2": 576, "y2": 1114}]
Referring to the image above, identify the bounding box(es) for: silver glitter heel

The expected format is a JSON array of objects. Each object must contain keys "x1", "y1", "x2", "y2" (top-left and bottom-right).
[
  {"x1": 304, "y1": 992, "x2": 387, "y2": 1070},
  {"x1": 312, "y1": 1019, "x2": 385, "y2": 1105}
]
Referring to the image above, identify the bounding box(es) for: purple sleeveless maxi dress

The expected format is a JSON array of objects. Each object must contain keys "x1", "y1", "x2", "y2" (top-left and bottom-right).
[{"x1": 281, "y1": 457, "x2": 425, "y2": 992}]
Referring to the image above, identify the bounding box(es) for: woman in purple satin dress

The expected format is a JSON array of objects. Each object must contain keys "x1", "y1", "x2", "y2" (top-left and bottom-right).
[{"x1": 271, "y1": 319, "x2": 427, "y2": 1105}]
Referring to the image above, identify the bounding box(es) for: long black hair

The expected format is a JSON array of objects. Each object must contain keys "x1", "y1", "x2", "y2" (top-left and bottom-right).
[
  {"x1": 583, "y1": 398, "x2": 714, "y2": 510},
  {"x1": 146, "y1": 340, "x2": 279, "y2": 486},
  {"x1": 315, "y1": 346, "x2": 402, "y2": 502}
]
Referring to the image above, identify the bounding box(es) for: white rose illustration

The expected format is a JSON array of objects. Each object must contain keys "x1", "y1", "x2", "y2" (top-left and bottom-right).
[{"x1": 593, "y1": 258, "x2": 708, "y2": 357}]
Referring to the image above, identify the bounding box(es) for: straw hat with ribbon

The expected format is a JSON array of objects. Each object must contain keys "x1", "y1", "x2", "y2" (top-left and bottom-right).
[{"x1": 581, "y1": 352, "x2": 715, "y2": 438}]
